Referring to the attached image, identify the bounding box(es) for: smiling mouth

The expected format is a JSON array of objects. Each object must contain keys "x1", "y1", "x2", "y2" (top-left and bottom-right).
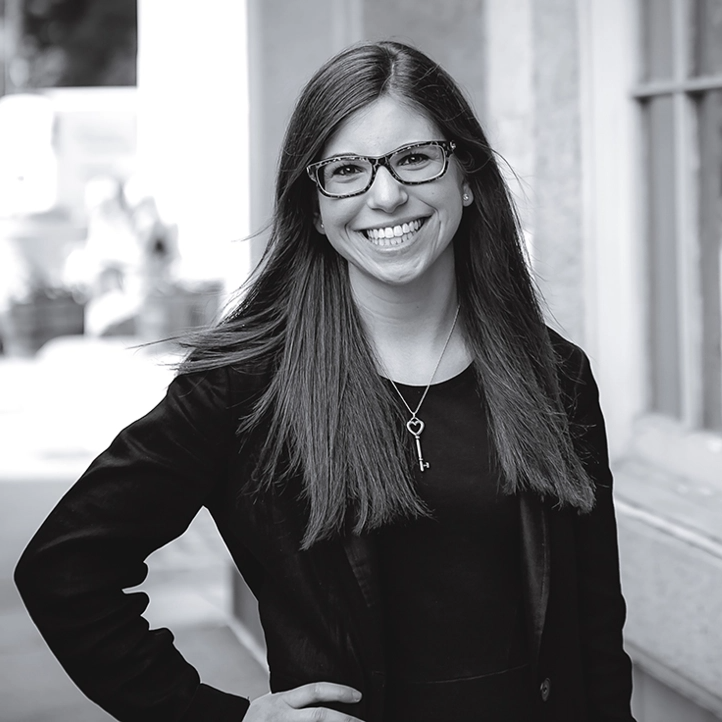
[{"x1": 363, "y1": 218, "x2": 426, "y2": 247}]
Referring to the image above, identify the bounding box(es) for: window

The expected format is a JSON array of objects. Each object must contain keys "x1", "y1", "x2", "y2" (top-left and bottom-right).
[
  {"x1": 581, "y1": 0, "x2": 722, "y2": 714},
  {"x1": 635, "y1": 0, "x2": 722, "y2": 430}
]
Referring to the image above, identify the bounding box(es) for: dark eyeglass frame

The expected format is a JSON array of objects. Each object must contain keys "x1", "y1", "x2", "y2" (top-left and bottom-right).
[{"x1": 306, "y1": 140, "x2": 457, "y2": 199}]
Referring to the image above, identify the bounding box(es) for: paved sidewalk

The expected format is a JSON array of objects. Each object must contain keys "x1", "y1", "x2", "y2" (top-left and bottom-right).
[
  {"x1": 0, "y1": 337, "x2": 176, "y2": 482},
  {"x1": 0, "y1": 338, "x2": 269, "y2": 721}
]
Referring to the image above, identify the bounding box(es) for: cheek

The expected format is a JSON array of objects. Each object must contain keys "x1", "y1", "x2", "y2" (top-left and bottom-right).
[
  {"x1": 318, "y1": 200, "x2": 360, "y2": 235},
  {"x1": 430, "y1": 188, "x2": 465, "y2": 224}
]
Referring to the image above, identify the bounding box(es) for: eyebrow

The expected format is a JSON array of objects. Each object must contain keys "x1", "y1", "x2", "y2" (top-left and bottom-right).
[{"x1": 319, "y1": 140, "x2": 437, "y2": 162}]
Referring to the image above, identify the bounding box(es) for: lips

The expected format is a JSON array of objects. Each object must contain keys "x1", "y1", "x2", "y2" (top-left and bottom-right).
[{"x1": 363, "y1": 218, "x2": 426, "y2": 247}]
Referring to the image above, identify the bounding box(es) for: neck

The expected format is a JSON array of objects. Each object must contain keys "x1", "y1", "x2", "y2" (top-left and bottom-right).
[{"x1": 349, "y1": 256, "x2": 470, "y2": 384}]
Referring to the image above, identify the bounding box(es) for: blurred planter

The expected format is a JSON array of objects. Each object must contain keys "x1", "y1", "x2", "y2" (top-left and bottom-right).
[
  {"x1": 2, "y1": 290, "x2": 85, "y2": 356},
  {"x1": 137, "y1": 280, "x2": 223, "y2": 343},
  {"x1": 0, "y1": 211, "x2": 87, "y2": 291}
]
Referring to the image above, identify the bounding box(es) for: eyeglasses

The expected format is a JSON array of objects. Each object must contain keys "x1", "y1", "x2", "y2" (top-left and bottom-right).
[{"x1": 306, "y1": 140, "x2": 456, "y2": 199}]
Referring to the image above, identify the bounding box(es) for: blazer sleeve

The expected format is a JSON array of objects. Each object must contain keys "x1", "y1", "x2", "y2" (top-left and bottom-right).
[
  {"x1": 14, "y1": 366, "x2": 252, "y2": 722},
  {"x1": 567, "y1": 349, "x2": 636, "y2": 721}
]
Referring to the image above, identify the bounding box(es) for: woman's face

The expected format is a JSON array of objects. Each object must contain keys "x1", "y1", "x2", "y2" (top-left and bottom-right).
[{"x1": 314, "y1": 95, "x2": 473, "y2": 290}]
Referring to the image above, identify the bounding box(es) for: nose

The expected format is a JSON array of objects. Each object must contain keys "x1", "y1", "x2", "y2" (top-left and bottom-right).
[{"x1": 366, "y1": 165, "x2": 408, "y2": 212}]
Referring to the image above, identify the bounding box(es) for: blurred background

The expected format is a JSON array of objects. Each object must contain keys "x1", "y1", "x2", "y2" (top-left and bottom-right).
[{"x1": 0, "y1": 1, "x2": 721, "y2": 720}]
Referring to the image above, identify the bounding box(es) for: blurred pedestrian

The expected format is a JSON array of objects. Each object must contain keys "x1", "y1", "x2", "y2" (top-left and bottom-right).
[{"x1": 15, "y1": 41, "x2": 636, "y2": 722}]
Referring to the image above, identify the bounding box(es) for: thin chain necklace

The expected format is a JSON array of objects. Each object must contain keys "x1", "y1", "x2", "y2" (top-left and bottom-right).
[{"x1": 387, "y1": 305, "x2": 460, "y2": 472}]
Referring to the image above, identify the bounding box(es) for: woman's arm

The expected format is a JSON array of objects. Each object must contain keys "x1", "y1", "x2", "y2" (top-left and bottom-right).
[
  {"x1": 566, "y1": 348, "x2": 636, "y2": 721},
  {"x1": 14, "y1": 367, "x2": 251, "y2": 721}
]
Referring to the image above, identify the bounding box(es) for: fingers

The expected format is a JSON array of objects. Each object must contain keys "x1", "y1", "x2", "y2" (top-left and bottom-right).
[
  {"x1": 282, "y1": 682, "x2": 362, "y2": 709},
  {"x1": 245, "y1": 683, "x2": 364, "y2": 721},
  {"x1": 295, "y1": 709, "x2": 364, "y2": 722}
]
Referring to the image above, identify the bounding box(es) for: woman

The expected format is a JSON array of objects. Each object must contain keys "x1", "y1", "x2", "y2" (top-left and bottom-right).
[{"x1": 15, "y1": 41, "x2": 635, "y2": 722}]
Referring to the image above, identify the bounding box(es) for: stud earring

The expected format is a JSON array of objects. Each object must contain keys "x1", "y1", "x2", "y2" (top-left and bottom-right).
[{"x1": 462, "y1": 193, "x2": 470, "y2": 203}]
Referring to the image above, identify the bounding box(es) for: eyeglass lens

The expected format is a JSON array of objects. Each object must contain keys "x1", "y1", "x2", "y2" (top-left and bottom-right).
[{"x1": 318, "y1": 143, "x2": 447, "y2": 196}]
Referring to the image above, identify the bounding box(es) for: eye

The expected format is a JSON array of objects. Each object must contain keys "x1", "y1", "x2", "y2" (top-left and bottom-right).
[
  {"x1": 396, "y1": 150, "x2": 433, "y2": 167},
  {"x1": 329, "y1": 163, "x2": 365, "y2": 178}
]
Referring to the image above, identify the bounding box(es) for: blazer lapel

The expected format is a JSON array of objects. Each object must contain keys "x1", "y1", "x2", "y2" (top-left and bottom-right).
[
  {"x1": 343, "y1": 534, "x2": 382, "y2": 609},
  {"x1": 519, "y1": 492, "x2": 551, "y2": 670},
  {"x1": 340, "y1": 533, "x2": 385, "y2": 670}
]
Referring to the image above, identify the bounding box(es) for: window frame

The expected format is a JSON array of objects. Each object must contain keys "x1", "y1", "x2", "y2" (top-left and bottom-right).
[
  {"x1": 580, "y1": 0, "x2": 722, "y2": 482},
  {"x1": 633, "y1": 0, "x2": 722, "y2": 430},
  {"x1": 580, "y1": 0, "x2": 722, "y2": 713}
]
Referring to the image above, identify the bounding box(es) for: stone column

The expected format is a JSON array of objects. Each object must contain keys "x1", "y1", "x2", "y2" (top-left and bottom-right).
[
  {"x1": 246, "y1": 0, "x2": 363, "y2": 266},
  {"x1": 483, "y1": 0, "x2": 586, "y2": 345},
  {"x1": 530, "y1": 0, "x2": 585, "y2": 345},
  {"x1": 362, "y1": 0, "x2": 487, "y2": 121}
]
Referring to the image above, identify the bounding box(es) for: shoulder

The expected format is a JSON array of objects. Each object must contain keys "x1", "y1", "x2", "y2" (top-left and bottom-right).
[
  {"x1": 546, "y1": 326, "x2": 595, "y2": 389},
  {"x1": 544, "y1": 327, "x2": 600, "y2": 424},
  {"x1": 172, "y1": 359, "x2": 274, "y2": 411},
  {"x1": 546, "y1": 327, "x2": 586, "y2": 374},
  {"x1": 157, "y1": 356, "x2": 272, "y2": 434}
]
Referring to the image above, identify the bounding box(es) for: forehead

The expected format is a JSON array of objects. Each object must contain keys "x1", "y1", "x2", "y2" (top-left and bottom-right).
[{"x1": 322, "y1": 95, "x2": 443, "y2": 158}]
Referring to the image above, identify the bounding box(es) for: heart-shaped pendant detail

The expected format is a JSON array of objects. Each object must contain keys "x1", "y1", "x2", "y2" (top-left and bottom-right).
[{"x1": 406, "y1": 417, "x2": 425, "y2": 437}]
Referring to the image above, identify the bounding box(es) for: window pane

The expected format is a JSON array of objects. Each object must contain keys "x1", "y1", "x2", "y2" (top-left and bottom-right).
[
  {"x1": 645, "y1": 96, "x2": 682, "y2": 417},
  {"x1": 641, "y1": 0, "x2": 675, "y2": 81},
  {"x1": 697, "y1": 90, "x2": 722, "y2": 429},
  {"x1": 693, "y1": 0, "x2": 722, "y2": 76}
]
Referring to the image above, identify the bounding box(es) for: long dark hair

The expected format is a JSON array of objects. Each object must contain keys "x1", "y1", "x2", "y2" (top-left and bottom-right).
[{"x1": 180, "y1": 41, "x2": 595, "y2": 548}]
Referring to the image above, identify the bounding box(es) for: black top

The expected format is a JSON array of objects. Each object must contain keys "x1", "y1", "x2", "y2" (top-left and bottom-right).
[{"x1": 379, "y1": 366, "x2": 533, "y2": 720}]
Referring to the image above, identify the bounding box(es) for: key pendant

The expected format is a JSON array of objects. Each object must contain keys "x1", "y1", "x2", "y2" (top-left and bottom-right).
[{"x1": 406, "y1": 417, "x2": 430, "y2": 472}]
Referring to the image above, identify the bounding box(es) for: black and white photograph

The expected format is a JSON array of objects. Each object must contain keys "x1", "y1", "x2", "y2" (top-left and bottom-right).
[{"x1": 1, "y1": 1, "x2": 721, "y2": 721}]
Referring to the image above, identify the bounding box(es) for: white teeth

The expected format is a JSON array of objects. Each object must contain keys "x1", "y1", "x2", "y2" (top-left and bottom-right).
[{"x1": 365, "y1": 218, "x2": 424, "y2": 245}]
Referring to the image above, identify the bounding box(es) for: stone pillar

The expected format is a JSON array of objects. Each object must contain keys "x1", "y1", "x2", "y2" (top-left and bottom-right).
[
  {"x1": 530, "y1": 0, "x2": 585, "y2": 345},
  {"x1": 246, "y1": 0, "x2": 363, "y2": 266},
  {"x1": 362, "y1": 0, "x2": 487, "y2": 122},
  {"x1": 483, "y1": 0, "x2": 585, "y2": 345},
  {"x1": 483, "y1": 0, "x2": 535, "y2": 269}
]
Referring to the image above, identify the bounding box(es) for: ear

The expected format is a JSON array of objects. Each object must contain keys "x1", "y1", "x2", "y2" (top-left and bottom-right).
[
  {"x1": 462, "y1": 183, "x2": 474, "y2": 207},
  {"x1": 314, "y1": 214, "x2": 326, "y2": 235}
]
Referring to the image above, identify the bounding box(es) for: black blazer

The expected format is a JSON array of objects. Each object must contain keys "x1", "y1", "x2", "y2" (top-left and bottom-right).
[{"x1": 15, "y1": 332, "x2": 635, "y2": 722}]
